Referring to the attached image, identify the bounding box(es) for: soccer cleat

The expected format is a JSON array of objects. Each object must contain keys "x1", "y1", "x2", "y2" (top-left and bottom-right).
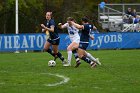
[
  {"x1": 90, "y1": 62, "x2": 97, "y2": 68},
  {"x1": 75, "y1": 61, "x2": 81, "y2": 68},
  {"x1": 95, "y1": 58, "x2": 101, "y2": 65},
  {"x1": 63, "y1": 63, "x2": 71, "y2": 67}
]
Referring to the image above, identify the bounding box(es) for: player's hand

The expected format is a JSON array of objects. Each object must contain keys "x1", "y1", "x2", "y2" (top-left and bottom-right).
[
  {"x1": 41, "y1": 24, "x2": 46, "y2": 29},
  {"x1": 93, "y1": 26, "x2": 97, "y2": 30},
  {"x1": 90, "y1": 35, "x2": 94, "y2": 40},
  {"x1": 42, "y1": 29, "x2": 45, "y2": 32},
  {"x1": 58, "y1": 23, "x2": 62, "y2": 29},
  {"x1": 71, "y1": 21, "x2": 74, "y2": 24},
  {"x1": 58, "y1": 23, "x2": 62, "y2": 26}
]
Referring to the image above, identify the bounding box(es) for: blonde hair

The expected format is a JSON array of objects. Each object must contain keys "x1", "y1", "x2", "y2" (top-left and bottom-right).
[{"x1": 67, "y1": 17, "x2": 74, "y2": 21}]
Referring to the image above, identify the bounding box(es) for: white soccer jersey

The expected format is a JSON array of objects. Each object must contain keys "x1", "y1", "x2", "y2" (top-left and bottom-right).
[{"x1": 63, "y1": 23, "x2": 80, "y2": 43}]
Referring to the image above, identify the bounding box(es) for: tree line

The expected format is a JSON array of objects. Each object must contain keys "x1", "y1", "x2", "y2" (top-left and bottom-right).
[{"x1": 0, "y1": 0, "x2": 139, "y2": 34}]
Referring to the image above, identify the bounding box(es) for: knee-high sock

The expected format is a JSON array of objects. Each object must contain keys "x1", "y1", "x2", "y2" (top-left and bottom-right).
[
  {"x1": 81, "y1": 56, "x2": 92, "y2": 64},
  {"x1": 72, "y1": 50, "x2": 80, "y2": 62},
  {"x1": 56, "y1": 52, "x2": 64, "y2": 61},
  {"x1": 67, "y1": 51, "x2": 72, "y2": 64},
  {"x1": 86, "y1": 52, "x2": 97, "y2": 62},
  {"x1": 44, "y1": 48, "x2": 55, "y2": 57}
]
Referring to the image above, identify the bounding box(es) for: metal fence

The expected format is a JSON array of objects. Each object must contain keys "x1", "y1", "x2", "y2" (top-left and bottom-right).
[{"x1": 98, "y1": 3, "x2": 140, "y2": 32}]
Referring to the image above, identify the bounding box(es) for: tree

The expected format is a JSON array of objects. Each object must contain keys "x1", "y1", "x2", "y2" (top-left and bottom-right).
[{"x1": 0, "y1": 0, "x2": 139, "y2": 34}]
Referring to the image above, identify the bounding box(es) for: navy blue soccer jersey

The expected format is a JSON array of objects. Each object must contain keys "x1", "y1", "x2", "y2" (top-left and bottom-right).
[
  {"x1": 80, "y1": 24, "x2": 93, "y2": 43},
  {"x1": 46, "y1": 19, "x2": 59, "y2": 39}
]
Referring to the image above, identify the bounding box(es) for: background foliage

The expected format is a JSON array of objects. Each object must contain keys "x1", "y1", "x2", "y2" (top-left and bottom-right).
[{"x1": 0, "y1": 0, "x2": 139, "y2": 34}]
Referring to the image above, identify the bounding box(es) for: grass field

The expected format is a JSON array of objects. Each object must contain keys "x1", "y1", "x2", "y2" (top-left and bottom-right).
[{"x1": 0, "y1": 50, "x2": 140, "y2": 93}]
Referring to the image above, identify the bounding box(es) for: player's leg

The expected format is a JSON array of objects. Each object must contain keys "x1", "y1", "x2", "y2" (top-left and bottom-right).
[
  {"x1": 66, "y1": 43, "x2": 73, "y2": 66},
  {"x1": 85, "y1": 51, "x2": 101, "y2": 65},
  {"x1": 78, "y1": 43, "x2": 101, "y2": 65},
  {"x1": 52, "y1": 45, "x2": 65, "y2": 62},
  {"x1": 73, "y1": 48, "x2": 81, "y2": 68},
  {"x1": 44, "y1": 40, "x2": 55, "y2": 57},
  {"x1": 77, "y1": 42, "x2": 96, "y2": 67},
  {"x1": 77, "y1": 48, "x2": 96, "y2": 68},
  {"x1": 72, "y1": 49, "x2": 81, "y2": 66},
  {"x1": 52, "y1": 38, "x2": 66, "y2": 64},
  {"x1": 78, "y1": 43, "x2": 92, "y2": 63},
  {"x1": 72, "y1": 45, "x2": 81, "y2": 67},
  {"x1": 70, "y1": 38, "x2": 81, "y2": 67},
  {"x1": 67, "y1": 42, "x2": 79, "y2": 66},
  {"x1": 71, "y1": 40, "x2": 81, "y2": 67}
]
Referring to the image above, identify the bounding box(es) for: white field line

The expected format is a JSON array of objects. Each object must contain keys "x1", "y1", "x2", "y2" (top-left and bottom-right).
[
  {"x1": 42, "y1": 73, "x2": 70, "y2": 87},
  {"x1": 0, "y1": 71, "x2": 70, "y2": 87}
]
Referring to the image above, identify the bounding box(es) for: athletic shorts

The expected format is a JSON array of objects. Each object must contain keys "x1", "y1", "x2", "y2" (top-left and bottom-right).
[
  {"x1": 79, "y1": 42, "x2": 89, "y2": 50},
  {"x1": 70, "y1": 36, "x2": 80, "y2": 44},
  {"x1": 47, "y1": 37, "x2": 60, "y2": 45}
]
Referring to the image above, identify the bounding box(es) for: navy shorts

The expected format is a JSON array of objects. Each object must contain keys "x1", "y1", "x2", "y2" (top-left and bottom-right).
[
  {"x1": 79, "y1": 42, "x2": 89, "y2": 50},
  {"x1": 47, "y1": 38, "x2": 60, "y2": 45}
]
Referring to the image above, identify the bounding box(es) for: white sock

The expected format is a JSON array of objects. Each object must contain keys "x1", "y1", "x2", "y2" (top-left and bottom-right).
[
  {"x1": 67, "y1": 51, "x2": 72, "y2": 64},
  {"x1": 86, "y1": 52, "x2": 97, "y2": 62}
]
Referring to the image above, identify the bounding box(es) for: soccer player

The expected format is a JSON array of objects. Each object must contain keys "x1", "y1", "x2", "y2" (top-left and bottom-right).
[
  {"x1": 41, "y1": 12, "x2": 66, "y2": 65},
  {"x1": 72, "y1": 17, "x2": 101, "y2": 68},
  {"x1": 58, "y1": 17, "x2": 81, "y2": 66}
]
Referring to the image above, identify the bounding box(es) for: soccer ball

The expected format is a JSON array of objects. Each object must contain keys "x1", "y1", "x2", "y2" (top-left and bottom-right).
[{"x1": 48, "y1": 60, "x2": 56, "y2": 67}]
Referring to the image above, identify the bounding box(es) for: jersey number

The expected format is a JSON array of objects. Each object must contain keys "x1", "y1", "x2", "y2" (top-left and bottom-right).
[{"x1": 69, "y1": 31, "x2": 74, "y2": 35}]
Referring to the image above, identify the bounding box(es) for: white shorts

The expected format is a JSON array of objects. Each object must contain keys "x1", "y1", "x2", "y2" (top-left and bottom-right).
[{"x1": 70, "y1": 36, "x2": 80, "y2": 44}]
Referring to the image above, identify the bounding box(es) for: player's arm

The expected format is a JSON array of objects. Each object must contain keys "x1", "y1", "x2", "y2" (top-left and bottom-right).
[
  {"x1": 41, "y1": 24, "x2": 54, "y2": 32},
  {"x1": 72, "y1": 22, "x2": 84, "y2": 29},
  {"x1": 58, "y1": 23, "x2": 67, "y2": 29},
  {"x1": 41, "y1": 24, "x2": 46, "y2": 32},
  {"x1": 93, "y1": 26, "x2": 97, "y2": 30},
  {"x1": 90, "y1": 35, "x2": 94, "y2": 40},
  {"x1": 90, "y1": 25, "x2": 96, "y2": 40}
]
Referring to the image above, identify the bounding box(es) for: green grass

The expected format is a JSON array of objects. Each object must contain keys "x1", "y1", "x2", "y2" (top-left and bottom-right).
[{"x1": 0, "y1": 50, "x2": 140, "y2": 93}]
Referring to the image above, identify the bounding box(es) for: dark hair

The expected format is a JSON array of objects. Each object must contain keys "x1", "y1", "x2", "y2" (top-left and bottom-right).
[
  {"x1": 46, "y1": 12, "x2": 52, "y2": 16},
  {"x1": 81, "y1": 17, "x2": 89, "y2": 23},
  {"x1": 67, "y1": 17, "x2": 74, "y2": 21}
]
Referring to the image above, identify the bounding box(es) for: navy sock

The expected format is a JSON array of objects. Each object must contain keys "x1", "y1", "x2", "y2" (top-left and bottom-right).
[
  {"x1": 81, "y1": 56, "x2": 91, "y2": 64},
  {"x1": 72, "y1": 50, "x2": 80, "y2": 62},
  {"x1": 57, "y1": 52, "x2": 64, "y2": 61},
  {"x1": 45, "y1": 48, "x2": 55, "y2": 57}
]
